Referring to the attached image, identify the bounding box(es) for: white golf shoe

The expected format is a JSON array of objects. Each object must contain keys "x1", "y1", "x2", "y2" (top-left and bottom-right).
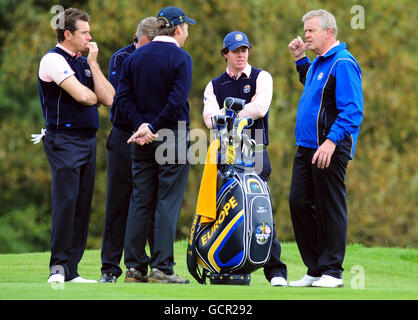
[
  {"x1": 270, "y1": 277, "x2": 288, "y2": 287},
  {"x1": 289, "y1": 274, "x2": 320, "y2": 287},
  {"x1": 69, "y1": 276, "x2": 97, "y2": 283},
  {"x1": 312, "y1": 275, "x2": 343, "y2": 288},
  {"x1": 47, "y1": 273, "x2": 65, "y2": 284}
]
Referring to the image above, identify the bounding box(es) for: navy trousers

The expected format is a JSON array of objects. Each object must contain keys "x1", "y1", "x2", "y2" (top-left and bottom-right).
[
  {"x1": 43, "y1": 131, "x2": 96, "y2": 280},
  {"x1": 100, "y1": 127, "x2": 155, "y2": 277},
  {"x1": 289, "y1": 147, "x2": 349, "y2": 279},
  {"x1": 124, "y1": 131, "x2": 190, "y2": 275},
  {"x1": 258, "y1": 150, "x2": 288, "y2": 281}
]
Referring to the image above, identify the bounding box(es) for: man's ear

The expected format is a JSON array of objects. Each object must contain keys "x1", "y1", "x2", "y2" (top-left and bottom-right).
[
  {"x1": 64, "y1": 29, "x2": 73, "y2": 41},
  {"x1": 325, "y1": 27, "x2": 333, "y2": 39}
]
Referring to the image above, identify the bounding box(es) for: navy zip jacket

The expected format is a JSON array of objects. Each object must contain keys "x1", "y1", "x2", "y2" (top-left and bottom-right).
[
  {"x1": 295, "y1": 42, "x2": 363, "y2": 158},
  {"x1": 38, "y1": 47, "x2": 99, "y2": 136},
  {"x1": 108, "y1": 43, "x2": 136, "y2": 132},
  {"x1": 115, "y1": 40, "x2": 192, "y2": 132}
]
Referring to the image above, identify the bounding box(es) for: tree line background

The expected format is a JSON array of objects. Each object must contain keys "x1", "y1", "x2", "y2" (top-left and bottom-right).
[{"x1": 0, "y1": 0, "x2": 416, "y2": 253}]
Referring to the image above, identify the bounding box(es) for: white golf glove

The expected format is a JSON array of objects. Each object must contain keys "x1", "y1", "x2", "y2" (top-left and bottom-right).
[{"x1": 31, "y1": 128, "x2": 46, "y2": 144}]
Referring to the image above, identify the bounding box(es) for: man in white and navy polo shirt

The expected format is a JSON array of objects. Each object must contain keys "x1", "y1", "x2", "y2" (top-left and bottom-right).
[
  {"x1": 203, "y1": 31, "x2": 288, "y2": 287},
  {"x1": 38, "y1": 8, "x2": 114, "y2": 284}
]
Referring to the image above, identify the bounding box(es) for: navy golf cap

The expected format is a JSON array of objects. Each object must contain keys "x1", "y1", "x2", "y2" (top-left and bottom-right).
[
  {"x1": 157, "y1": 7, "x2": 196, "y2": 28},
  {"x1": 222, "y1": 31, "x2": 252, "y2": 51}
]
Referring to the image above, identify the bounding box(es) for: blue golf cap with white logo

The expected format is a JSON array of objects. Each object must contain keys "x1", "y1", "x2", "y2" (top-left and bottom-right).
[
  {"x1": 222, "y1": 31, "x2": 252, "y2": 51},
  {"x1": 157, "y1": 6, "x2": 196, "y2": 28}
]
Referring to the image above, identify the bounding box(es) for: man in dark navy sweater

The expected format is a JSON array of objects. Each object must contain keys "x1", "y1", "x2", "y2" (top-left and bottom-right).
[
  {"x1": 116, "y1": 7, "x2": 195, "y2": 283},
  {"x1": 99, "y1": 17, "x2": 158, "y2": 283},
  {"x1": 38, "y1": 8, "x2": 114, "y2": 284},
  {"x1": 203, "y1": 31, "x2": 288, "y2": 286}
]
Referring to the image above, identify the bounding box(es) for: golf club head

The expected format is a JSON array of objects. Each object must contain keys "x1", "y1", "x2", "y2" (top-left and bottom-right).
[
  {"x1": 234, "y1": 117, "x2": 254, "y2": 134},
  {"x1": 241, "y1": 134, "x2": 251, "y2": 144},
  {"x1": 241, "y1": 134, "x2": 252, "y2": 157},
  {"x1": 245, "y1": 117, "x2": 254, "y2": 128},
  {"x1": 214, "y1": 114, "x2": 230, "y2": 126},
  {"x1": 254, "y1": 143, "x2": 265, "y2": 153},
  {"x1": 224, "y1": 97, "x2": 246, "y2": 113}
]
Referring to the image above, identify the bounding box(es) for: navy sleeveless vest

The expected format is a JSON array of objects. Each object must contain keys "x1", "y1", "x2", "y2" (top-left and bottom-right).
[
  {"x1": 211, "y1": 67, "x2": 269, "y2": 145},
  {"x1": 38, "y1": 47, "x2": 99, "y2": 136}
]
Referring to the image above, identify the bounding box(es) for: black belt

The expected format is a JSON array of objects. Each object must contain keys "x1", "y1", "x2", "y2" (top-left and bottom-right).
[
  {"x1": 46, "y1": 126, "x2": 97, "y2": 138},
  {"x1": 113, "y1": 123, "x2": 134, "y2": 134}
]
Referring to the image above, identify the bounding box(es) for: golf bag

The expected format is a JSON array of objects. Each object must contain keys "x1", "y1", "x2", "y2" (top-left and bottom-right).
[{"x1": 187, "y1": 97, "x2": 274, "y2": 285}]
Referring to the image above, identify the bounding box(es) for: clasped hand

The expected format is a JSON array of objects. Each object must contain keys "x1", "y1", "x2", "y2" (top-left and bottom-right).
[{"x1": 127, "y1": 123, "x2": 158, "y2": 145}]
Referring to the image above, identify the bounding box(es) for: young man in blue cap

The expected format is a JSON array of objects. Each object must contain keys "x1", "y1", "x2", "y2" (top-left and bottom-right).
[
  {"x1": 203, "y1": 31, "x2": 288, "y2": 286},
  {"x1": 116, "y1": 6, "x2": 195, "y2": 284}
]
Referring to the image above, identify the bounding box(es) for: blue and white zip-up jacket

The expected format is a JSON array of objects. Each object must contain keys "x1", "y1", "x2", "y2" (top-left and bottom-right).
[
  {"x1": 295, "y1": 42, "x2": 363, "y2": 159},
  {"x1": 108, "y1": 43, "x2": 136, "y2": 133}
]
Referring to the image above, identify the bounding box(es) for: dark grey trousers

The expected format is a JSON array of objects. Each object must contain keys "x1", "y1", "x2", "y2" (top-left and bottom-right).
[{"x1": 124, "y1": 131, "x2": 190, "y2": 275}]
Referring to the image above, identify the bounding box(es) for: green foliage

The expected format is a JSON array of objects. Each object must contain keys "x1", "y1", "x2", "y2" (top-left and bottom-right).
[
  {"x1": 0, "y1": 206, "x2": 50, "y2": 253},
  {"x1": 0, "y1": 0, "x2": 416, "y2": 252}
]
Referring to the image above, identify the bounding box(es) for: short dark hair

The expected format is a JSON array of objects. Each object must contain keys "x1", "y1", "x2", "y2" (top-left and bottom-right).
[
  {"x1": 56, "y1": 8, "x2": 91, "y2": 43},
  {"x1": 220, "y1": 47, "x2": 229, "y2": 57}
]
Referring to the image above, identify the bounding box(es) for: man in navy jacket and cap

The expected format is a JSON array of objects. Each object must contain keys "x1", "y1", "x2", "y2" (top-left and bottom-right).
[{"x1": 116, "y1": 6, "x2": 195, "y2": 283}]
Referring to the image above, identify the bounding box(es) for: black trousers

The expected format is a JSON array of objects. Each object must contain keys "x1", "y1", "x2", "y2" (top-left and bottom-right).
[
  {"x1": 100, "y1": 127, "x2": 154, "y2": 277},
  {"x1": 289, "y1": 147, "x2": 349, "y2": 279},
  {"x1": 43, "y1": 131, "x2": 96, "y2": 280},
  {"x1": 124, "y1": 131, "x2": 190, "y2": 275},
  {"x1": 258, "y1": 150, "x2": 288, "y2": 281}
]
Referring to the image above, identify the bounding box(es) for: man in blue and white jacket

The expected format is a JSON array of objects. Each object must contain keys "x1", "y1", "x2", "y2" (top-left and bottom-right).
[
  {"x1": 99, "y1": 17, "x2": 158, "y2": 283},
  {"x1": 287, "y1": 9, "x2": 363, "y2": 288}
]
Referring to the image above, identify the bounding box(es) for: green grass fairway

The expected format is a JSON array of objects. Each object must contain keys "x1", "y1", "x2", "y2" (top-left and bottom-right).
[{"x1": 0, "y1": 241, "x2": 417, "y2": 300}]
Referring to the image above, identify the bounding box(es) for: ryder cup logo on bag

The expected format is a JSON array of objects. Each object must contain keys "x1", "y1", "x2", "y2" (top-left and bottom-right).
[
  {"x1": 243, "y1": 84, "x2": 251, "y2": 93},
  {"x1": 255, "y1": 222, "x2": 271, "y2": 245},
  {"x1": 247, "y1": 179, "x2": 262, "y2": 193},
  {"x1": 317, "y1": 72, "x2": 324, "y2": 80}
]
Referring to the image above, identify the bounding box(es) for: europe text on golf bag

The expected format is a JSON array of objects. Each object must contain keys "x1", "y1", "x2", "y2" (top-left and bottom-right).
[{"x1": 187, "y1": 97, "x2": 274, "y2": 285}]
